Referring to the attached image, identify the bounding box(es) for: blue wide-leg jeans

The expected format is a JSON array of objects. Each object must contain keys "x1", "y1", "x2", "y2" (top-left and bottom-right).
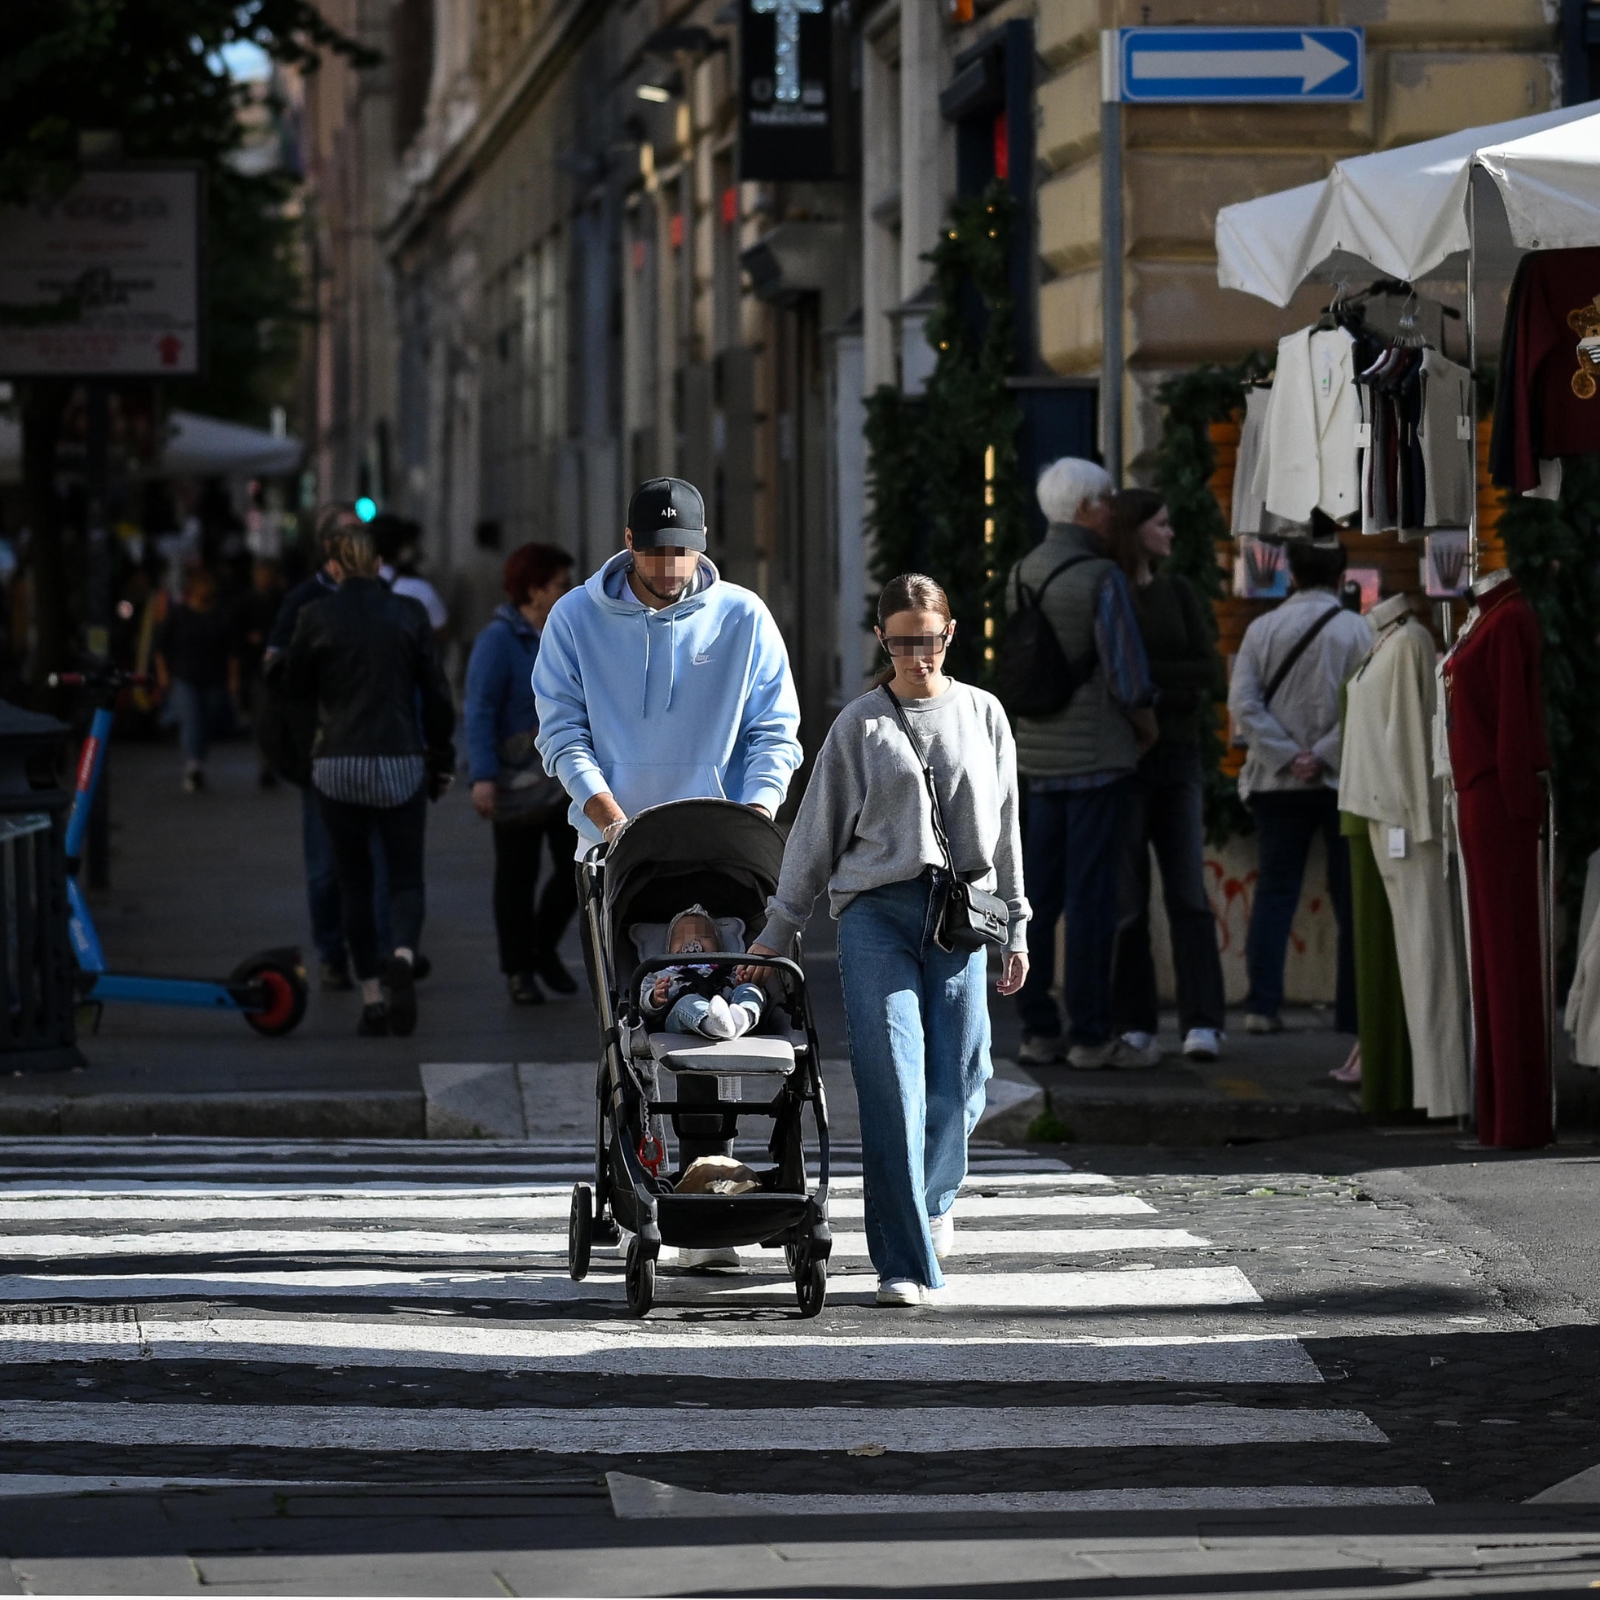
[{"x1": 836, "y1": 873, "x2": 993, "y2": 1289}]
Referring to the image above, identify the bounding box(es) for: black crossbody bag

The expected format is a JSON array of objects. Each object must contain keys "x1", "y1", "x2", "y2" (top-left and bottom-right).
[{"x1": 881, "y1": 686, "x2": 1010, "y2": 953}]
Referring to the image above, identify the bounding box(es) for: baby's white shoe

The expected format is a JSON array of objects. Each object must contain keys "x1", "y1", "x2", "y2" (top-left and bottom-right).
[{"x1": 698, "y1": 996, "x2": 737, "y2": 1039}]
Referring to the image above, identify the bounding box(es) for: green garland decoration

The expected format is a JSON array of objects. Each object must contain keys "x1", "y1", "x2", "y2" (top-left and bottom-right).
[
  {"x1": 1151, "y1": 358, "x2": 1266, "y2": 844},
  {"x1": 1495, "y1": 456, "x2": 1600, "y2": 978},
  {"x1": 862, "y1": 182, "x2": 1027, "y2": 687}
]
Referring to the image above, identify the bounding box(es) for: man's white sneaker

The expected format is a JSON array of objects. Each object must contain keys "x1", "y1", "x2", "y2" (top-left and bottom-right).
[
  {"x1": 678, "y1": 1247, "x2": 740, "y2": 1270},
  {"x1": 929, "y1": 1211, "x2": 954, "y2": 1258},
  {"x1": 1067, "y1": 1040, "x2": 1119, "y2": 1070},
  {"x1": 1112, "y1": 1033, "x2": 1162, "y2": 1068},
  {"x1": 1016, "y1": 1034, "x2": 1063, "y2": 1066},
  {"x1": 876, "y1": 1278, "x2": 923, "y2": 1307},
  {"x1": 1183, "y1": 1027, "x2": 1222, "y2": 1062}
]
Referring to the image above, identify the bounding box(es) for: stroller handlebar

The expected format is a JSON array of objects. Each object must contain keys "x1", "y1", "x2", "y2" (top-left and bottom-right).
[{"x1": 629, "y1": 951, "x2": 803, "y2": 986}]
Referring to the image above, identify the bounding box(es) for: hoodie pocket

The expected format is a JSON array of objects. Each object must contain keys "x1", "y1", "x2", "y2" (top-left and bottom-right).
[{"x1": 610, "y1": 762, "x2": 728, "y2": 817}]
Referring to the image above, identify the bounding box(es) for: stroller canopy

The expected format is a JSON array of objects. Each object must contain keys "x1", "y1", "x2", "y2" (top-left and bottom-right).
[{"x1": 602, "y1": 800, "x2": 787, "y2": 981}]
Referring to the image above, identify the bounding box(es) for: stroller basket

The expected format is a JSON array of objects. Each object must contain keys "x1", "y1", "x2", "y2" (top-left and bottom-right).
[{"x1": 567, "y1": 799, "x2": 831, "y2": 1318}]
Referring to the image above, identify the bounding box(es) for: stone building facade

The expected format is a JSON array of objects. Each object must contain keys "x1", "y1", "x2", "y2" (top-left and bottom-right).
[{"x1": 298, "y1": 0, "x2": 1573, "y2": 739}]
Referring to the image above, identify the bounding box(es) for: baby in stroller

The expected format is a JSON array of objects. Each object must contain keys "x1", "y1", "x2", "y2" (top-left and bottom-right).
[{"x1": 640, "y1": 904, "x2": 768, "y2": 1040}]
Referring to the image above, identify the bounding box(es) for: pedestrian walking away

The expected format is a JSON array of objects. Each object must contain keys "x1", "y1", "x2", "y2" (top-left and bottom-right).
[
  {"x1": 285, "y1": 525, "x2": 456, "y2": 1038},
  {"x1": 533, "y1": 475, "x2": 802, "y2": 1268},
  {"x1": 1228, "y1": 538, "x2": 1371, "y2": 1037},
  {"x1": 748, "y1": 574, "x2": 1029, "y2": 1307},
  {"x1": 465, "y1": 542, "x2": 579, "y2": 1006},
  {"x1": 1105, "y1": 489, "x2": 1228, "y2": 1067},
  {"x1": 1006, "y1": 458, "x2": 1158, "y2": 1071},
  {"x1": 264, "y1": 504, "x2": 392, "y2": 991},
  {"x1": 155, "y1": 565, "x2": 237, "y2": 794}
]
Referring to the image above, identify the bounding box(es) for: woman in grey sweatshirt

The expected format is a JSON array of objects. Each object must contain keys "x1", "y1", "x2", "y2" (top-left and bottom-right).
[{"x1": 749, "y1": 575, "x2": 1029, "y2": 1306}]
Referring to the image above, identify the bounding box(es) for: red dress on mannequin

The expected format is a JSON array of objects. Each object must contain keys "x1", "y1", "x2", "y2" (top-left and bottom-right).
[{"x1": 1443, "y1": 577, "x2": 1551, "y2": 1149}]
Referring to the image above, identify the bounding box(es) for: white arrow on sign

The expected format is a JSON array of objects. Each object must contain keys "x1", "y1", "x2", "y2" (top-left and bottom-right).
[{"x1": 1130, "y1": 34, "x2": 1349, "y2": 93}]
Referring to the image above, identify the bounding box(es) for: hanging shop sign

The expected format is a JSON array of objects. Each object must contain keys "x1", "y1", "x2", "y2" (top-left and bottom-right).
[
  {"x1": 1111, "y1": 27, "x2": 1363, "y2": 104},
  {"x1": 0, "y1": 166, "x2": 203, "y2": 377},
  {"x1": 739, "y1": 0, "x2": 837, "y2": 182}
]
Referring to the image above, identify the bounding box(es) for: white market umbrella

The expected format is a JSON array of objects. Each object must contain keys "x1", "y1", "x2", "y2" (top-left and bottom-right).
[
  {"x1": 1476, "y1": 113, "x2": 1600, "y2": 253},
  {"x1": 1216, "y1": 102, "x2": 1600, "y2": 307},
  {"x1": 0, "y1": 408, "x2": 301, "y2": 485}
]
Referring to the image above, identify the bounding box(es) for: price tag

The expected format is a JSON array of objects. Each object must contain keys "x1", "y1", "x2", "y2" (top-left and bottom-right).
[
  {"x1": 1456, "y1": 415, "x2": 1472, "y2": 440},
  {"x1": 1387, "y1": 826, "x2": 1408, "y2": 860},
  {"x1": 1355, "y1": 422, "x2": 1372, "y2": 448}
]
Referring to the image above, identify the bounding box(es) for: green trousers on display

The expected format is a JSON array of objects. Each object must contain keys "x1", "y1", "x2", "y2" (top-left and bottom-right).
[{"x1": 1342, "y1": 810, "x2": 1412, "y2": 1114}]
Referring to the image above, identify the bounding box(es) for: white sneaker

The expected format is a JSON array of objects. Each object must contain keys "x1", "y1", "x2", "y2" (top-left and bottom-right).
[
  {"x1": 1016, "y1": 1034, "x2": 1063, "y2": 1066},
  {"x1": 876, "y1": 1278, "x2": 922, "y2": 1307},
  {"x1": 1111, "y1": 1034, "x2": 1162, "y2": 1068},
  {"x1": 698, "y1": 996, "x2": 737, "y2": 1039},
  {"x1": 1183, "y1": 1027, "x2": 1222, "y2": 1062},
  {"x1": 929, "y1": 1211, "x2": 954, "y2": 1258},
  {"x1": 678, "y1": 1247, "x2": 740, "y2": 1270},
  {"x1": 1067, "y1": 1040, "x2": 1118, "y2": 1070}
]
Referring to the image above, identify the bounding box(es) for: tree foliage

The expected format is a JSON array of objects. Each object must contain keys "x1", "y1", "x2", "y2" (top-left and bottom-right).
[{"x1": 863, "y1": 183, "x2": 1028, "y2": 687}]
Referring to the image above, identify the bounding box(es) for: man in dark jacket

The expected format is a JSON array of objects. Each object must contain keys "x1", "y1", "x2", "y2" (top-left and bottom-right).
[{"x1": 285, "y1": 526, "x2": 456, "y2": 1037}]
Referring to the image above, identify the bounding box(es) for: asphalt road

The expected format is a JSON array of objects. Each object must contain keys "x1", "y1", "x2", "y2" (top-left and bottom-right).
[{"x1": 0, "y1": 1130, "x2": 1594, "y2": 1595}]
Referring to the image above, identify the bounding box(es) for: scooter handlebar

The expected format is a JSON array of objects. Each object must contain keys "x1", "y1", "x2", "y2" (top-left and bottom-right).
[{"x1": 48, "y1": 669, "x2": 153, "y2": 690}]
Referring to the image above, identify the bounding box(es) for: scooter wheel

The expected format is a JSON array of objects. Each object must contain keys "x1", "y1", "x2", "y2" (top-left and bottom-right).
[{"x1": 235, "y1": 955, "x2": 308, "y2": 1037}]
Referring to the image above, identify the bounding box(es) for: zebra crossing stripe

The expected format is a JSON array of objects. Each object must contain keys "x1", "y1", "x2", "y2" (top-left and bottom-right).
[
  {"x1": 0, "y1": 1264, "x2": 1260, "y2": 1308},
  {"x1": 0, "y1": 1227, "x2": 1201, "y2": 1260},
  {"x1": 0, "y1": 1321, "x2": 1321, "y2": 1384},
  {"x1": 0, "y1": 1400, "x2": 1384, "y2": 1451},
  {"x1": 605, "y1": 1474, "x2": 1434, "y2": 1518},
  {"x1": 0, "y1": 1191, "x2": 1147, "y2": 1224}
]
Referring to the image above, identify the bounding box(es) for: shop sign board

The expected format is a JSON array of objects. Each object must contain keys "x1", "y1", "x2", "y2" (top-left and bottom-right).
[
  {"x1": 739, "y1": 0, "x2": 837, "y2": 181},
  {"x1": 0, "y1": 166, "x2": 203, "y2": 377},
  {"x1": 1113, "y1": 27, "x2": 1363, "y2": 104}
]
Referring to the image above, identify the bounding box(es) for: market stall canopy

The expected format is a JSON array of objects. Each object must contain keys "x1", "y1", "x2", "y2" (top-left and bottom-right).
[
  {"x1": 1476, "y1": 115, "x2": 1600, "y2": 254},
  {"x1": 1216, "y1": 103, "x2": 1600, "y2": 307},
  {"x1": 0, "y1": 409, "x2": 301, "y2": 485}
]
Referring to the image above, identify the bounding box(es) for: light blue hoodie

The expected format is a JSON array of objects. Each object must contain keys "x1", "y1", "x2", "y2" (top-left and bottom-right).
[{"x1": 532, "y1": 551, "x2": 802, "y2": 846}]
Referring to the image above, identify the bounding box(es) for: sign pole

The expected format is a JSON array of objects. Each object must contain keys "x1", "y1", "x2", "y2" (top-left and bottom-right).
[{"x1": 1100, "y1": 31, "x2": 1123, "y2": 487}]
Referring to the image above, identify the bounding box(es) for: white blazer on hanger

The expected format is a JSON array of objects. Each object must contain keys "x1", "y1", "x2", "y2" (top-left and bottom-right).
[{"x1": 1263, "y1": 326, "x2": 1361, "y2": 523}]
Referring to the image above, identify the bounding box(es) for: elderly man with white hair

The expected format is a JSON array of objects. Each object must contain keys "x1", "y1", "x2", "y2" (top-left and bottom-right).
[{"x1": 1005, "y1": 457, "x2": 1158, "y2": 1070}]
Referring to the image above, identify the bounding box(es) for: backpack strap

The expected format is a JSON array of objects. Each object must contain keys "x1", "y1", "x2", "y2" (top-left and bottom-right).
[
  {"x1": 1262, "y1": 602, "x2": 1342, "y2": 707},
  {"x1": 1016, "y1": 553, "x2": 1094, "y2": 608}
]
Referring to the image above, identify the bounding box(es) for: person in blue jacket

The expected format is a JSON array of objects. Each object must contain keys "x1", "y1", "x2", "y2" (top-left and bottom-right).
[
  {"x1": 464, "y1": 543, "x2": 577, "y2": 1005},
  {"x1": 533, "y1": 477, "x2": 803, "y2": 853}
]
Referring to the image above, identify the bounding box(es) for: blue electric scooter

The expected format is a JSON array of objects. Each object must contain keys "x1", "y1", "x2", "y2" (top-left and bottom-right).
[{"x1": 50, "y1": 667, "x2": 309, "y2": 1036}]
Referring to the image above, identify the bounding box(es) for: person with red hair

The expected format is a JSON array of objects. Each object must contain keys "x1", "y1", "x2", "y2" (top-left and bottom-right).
[{"x1": 464, "y1": 542, "x2": 578, "y2": 1004}]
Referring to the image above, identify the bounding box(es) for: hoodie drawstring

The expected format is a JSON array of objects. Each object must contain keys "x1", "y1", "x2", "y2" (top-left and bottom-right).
[
  {"x1": 640, "y1": 613, "x2": 651, "y2": 719},
  {"x1": 666, "y1": 609, "x2": 677, "y2": 711}
]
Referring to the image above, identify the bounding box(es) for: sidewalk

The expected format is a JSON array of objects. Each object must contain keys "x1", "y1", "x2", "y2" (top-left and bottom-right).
[{"x1": 8, "y1": 737, "x2": 1595, "y2": 1144}]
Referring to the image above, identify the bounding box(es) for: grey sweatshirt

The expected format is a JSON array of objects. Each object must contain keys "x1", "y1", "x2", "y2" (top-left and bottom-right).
[{"x1": 755, "y1": 682, "x2": 1030, "y2": 954}]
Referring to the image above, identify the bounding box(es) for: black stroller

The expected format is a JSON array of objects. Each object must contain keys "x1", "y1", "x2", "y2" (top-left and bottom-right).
[{"x1": 567, "y1": 799, "x2": 832, "y2": 1317}]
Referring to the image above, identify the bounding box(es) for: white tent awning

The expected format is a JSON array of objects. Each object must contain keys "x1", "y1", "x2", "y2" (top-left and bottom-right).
[
  {"x1": 0, "y1": 409, "x2": 301, "y2": 486},
  {"x1": 1476, "y1": 115, "x2": 1600, "y2": 254},
  {"x1": 1216, "y1": 103, "x2": 1600, "y2": 307}
]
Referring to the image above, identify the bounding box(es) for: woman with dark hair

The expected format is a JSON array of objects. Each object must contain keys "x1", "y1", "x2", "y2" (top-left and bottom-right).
[
  {"x1": 746, "y1": 574, "x2": 1029, "y2": 1307},
  {"x1": 1105, "y1": 489, "x2": 1228, "y2": 1065},
  {"x1": 465, "y1": 542, "x2": 578, "y2": 1005}
]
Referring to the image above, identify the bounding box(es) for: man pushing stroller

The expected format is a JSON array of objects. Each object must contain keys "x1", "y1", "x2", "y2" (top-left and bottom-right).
[{"x1": 534, "y1": 476, "x2": 802, "y2": 1267}]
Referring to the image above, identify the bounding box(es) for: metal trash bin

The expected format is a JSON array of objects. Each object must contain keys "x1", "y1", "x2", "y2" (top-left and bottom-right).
[{"x1": 0, "y1": 702, "x2": 82, "y2": 1071}]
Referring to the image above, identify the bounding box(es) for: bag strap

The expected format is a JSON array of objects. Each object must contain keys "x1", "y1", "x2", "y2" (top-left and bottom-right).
[
  {"x1": 1263, "y1": 602, "x2": 1341, "y2": 707},
  {"x1": 881, "y1": 685, "x2": 958, "y2": 880},
  {"x1": 1014, "y1": 553, "x2": 1094, "y2": 609}
]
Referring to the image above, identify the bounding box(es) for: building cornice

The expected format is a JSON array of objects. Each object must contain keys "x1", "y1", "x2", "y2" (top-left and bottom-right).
[{"x1": 383, "y1": 0, "x2": 605, "y2": 258}]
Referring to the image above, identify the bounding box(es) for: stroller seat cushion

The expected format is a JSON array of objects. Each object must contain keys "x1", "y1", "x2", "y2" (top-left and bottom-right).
[{"x1": 649, "y1": 1032, "x2": 796, "y2": 1075}]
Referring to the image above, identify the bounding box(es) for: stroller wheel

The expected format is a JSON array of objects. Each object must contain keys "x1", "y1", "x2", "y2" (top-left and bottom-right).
[
  {"x1": 625, "y1": 1235, "x2": 656, "y2": 1317},
  {"x1": 568, "y1": 1184, "x2": 593, "y2": 1281},
  {"x1": 783, "y1": 1240, "x2": 801, "y2": 1277},
  {"x1": 795, "y1": 1249, "x2": 827, "y2": 1319}
]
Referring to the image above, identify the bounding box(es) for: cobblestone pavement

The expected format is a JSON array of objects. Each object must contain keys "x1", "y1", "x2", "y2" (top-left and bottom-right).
[{"x1": 0, "y1": 1136, "x2": 1593, "y2": 1593}]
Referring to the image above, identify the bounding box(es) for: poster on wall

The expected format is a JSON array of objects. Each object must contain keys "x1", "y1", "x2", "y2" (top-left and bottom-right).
[
  {"x1": 1233, "y1": 536, "x2": 1289, "y2": 599},
  {"x1": 0, "y1": 166, "x2": 203, "y2": 377},
  {"x1": 739, "y1": 0, "x2": 837, "y2": 181},
  {"x1": 1424, "y1": 530, "x2": 1470, "y2": 597}
]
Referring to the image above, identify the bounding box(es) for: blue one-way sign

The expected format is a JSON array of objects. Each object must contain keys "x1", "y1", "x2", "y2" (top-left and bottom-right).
[{"x1": 1116, "y1": 27, "x2": 1363, "y2": 104}]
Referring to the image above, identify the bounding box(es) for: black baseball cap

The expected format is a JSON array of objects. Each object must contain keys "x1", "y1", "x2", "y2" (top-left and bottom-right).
[{"x1": 627, "y1": 477, "x2": 706, "y2": 551}]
